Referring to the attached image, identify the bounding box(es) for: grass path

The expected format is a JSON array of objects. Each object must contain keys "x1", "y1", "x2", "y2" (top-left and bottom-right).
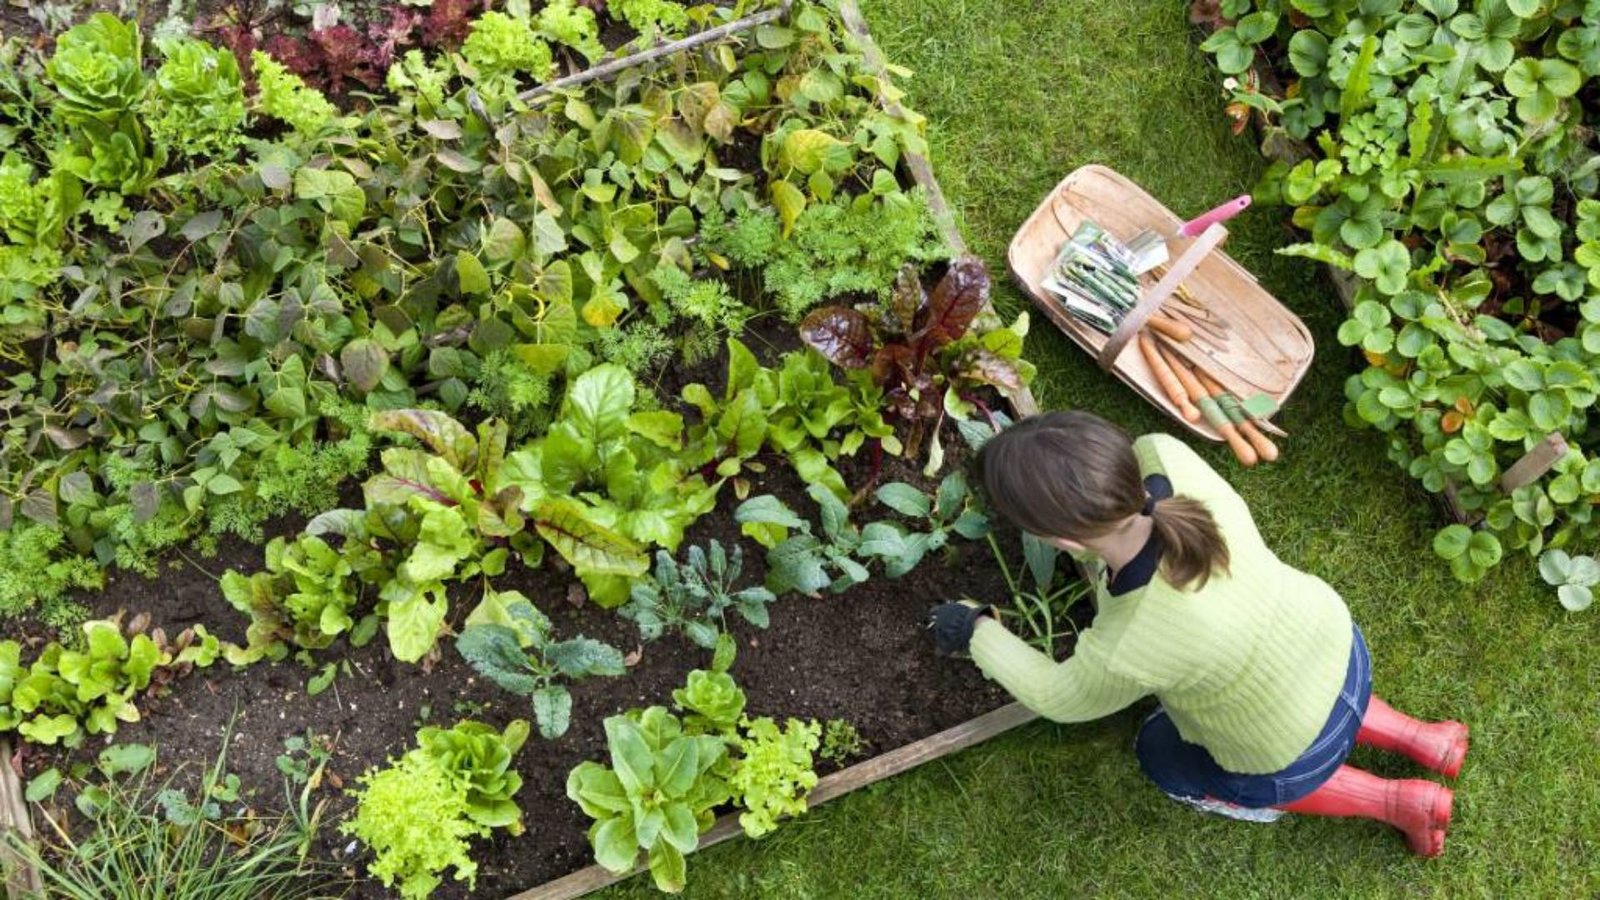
[{"x1": 599, "y1": 1, "x2": 1599, "y2": 895}]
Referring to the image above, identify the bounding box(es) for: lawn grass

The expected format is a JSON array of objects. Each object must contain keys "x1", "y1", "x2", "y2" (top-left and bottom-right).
[{"x1": 597, "y1": 0, "x2": 1600, "y2": 895}]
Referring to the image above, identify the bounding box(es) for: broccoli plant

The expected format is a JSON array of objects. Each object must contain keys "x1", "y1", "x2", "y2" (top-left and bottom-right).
[
  {"x1": 734, "y1": 486, "x2": 870, "y2": 597},
  {"x1": 621, "y1": 541, "x2": 777, "y2": 649},
  {"x1": 455, "y1": 590, "x2": 626, "y2": 739},
  {"x1": 858, "y1": 471, "x2": 990, "y2": 577}
]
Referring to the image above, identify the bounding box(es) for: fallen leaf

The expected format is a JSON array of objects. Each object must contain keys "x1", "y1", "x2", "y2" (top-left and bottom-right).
[
  {"x1": 623, "y1": 646, "x2": 643, "y2": 668},
  {"x1": 567, "y1": 582, "x2": 587, "y2": 607}
]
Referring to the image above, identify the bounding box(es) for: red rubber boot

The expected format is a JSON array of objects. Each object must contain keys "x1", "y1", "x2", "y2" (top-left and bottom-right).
[
  {"x1": 1358, "y1": 696, "x2": 1469, "y2": 778},
  {"x1": 1276, "y1": 765, "x2": 1454, "y2": 857}
]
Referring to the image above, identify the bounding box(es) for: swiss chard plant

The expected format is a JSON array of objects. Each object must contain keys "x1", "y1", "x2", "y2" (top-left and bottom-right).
[
  {"x1": 621, "y1": 541, "x2": 777, "y2": 649},
  {"x1": 501, "y1": 363, "x2": 718, "y2": 606},
  {"x1": 800, "y1": 256, "x2": 1033, "y2": 470},
  {"x1": 455, "y1": 589, "x2": 627, "y2": 738}
]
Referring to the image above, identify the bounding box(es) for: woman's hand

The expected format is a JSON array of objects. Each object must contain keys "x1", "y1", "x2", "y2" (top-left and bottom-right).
[{"x1": 927, "y1": 600, "x2": 994, "y2": 655}]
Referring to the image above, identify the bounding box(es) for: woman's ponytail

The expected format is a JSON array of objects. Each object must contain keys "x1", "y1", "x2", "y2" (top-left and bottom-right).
[
  {"x1": 1147, "y1": 496, "x2": 1229, "y2": 590},
  {"x1": 979, "y1": 411, "x2": 1232, "y2": 592}
]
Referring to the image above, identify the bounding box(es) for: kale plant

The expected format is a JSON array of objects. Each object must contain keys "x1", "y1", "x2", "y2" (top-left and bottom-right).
[
  {"x1": 455, "y1": 589, "x2": 626, "y2": 739},
  {"x1": 622, "y1": 541, "x2": 777, "y2": 649}
]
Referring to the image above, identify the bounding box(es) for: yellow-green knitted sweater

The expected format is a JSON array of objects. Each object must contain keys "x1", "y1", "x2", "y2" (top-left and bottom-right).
[{"x1": 970, "y1": 433, "x2": 1353, "y2": 774}]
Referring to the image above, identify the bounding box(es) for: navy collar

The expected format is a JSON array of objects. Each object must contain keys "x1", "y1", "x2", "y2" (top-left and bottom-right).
[{"x1": 1106, "y1": 474, "x2": 1172, "y2": 597}]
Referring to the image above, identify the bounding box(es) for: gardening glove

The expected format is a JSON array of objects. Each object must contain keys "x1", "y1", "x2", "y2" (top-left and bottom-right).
[{"x1": 927, "y1": 600, "x2": 992, "y2": 656}]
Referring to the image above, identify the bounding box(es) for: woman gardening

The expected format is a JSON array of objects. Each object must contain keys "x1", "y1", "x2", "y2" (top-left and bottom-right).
[{"x1": 930, "y1": 411, "x2": 1468, "y2": 855}]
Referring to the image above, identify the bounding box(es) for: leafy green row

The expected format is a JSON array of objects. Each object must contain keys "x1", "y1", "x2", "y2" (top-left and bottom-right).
[
  {"x1": 0, "y1": 0, "x2": 945, "y2": 622},
  {"x1": 0, "y1": 619, "x2": 222, "y2": 746}
]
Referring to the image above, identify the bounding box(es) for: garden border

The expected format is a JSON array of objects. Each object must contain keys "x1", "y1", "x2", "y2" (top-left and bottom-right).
[{"x1": 504, "y1": 702, "x2": 1039, "y2": 900}]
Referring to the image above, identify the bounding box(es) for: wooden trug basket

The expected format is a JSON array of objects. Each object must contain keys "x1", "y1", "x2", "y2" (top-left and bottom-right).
[{"x1": 1007, "y1": 164, "x2": 1314, "y2": 441}]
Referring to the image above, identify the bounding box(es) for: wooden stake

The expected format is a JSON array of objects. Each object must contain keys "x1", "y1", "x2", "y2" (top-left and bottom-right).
[
  {"x1": 0, "y1": 737, "x2": 42, "y2": 898},
  {"x1": 518, "y1": 2, "x2": 795, "y2": 102}
]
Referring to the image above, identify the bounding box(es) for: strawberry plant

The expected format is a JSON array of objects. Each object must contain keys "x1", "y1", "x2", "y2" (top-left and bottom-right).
[{"x1": 1200, "y1": 0, "x2": 1600, "y2": 583}]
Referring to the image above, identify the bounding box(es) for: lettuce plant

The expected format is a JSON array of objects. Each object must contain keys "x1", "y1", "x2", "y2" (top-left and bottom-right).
[
  {"x1": 608, "y1": 0, "x2": 690, "y2": 37},
  {"x1": 2, "y1": 619, "x2": 220, "y2": 747},
  {"x1": 147, "y1": 38, "x2": 247, "y2": 159},
  {"x1": 45, "y1": 14, "x2": 145, "y2": 126},
  {"x1": 538, "y1": 0, "x2": 606, "y2": 63},
  {"x1": 566, "y1": 708, "x2": 730, "y2": 893},
  {"x1": 727, "y1": 716, "x2": 820, "y2": 838},
  {"x1": 462, "y1": 12, "x2": 554, "y2": 81},
  {"x1": 220, "y1": 533, "x2": 387, "y2": 661},
  {"x1": 455, "y1": 590, "x2": 626, "y2": 739},
  {"x1": 343, "y1": 719, "x2": 529, "y2": 900},
  {"x1": 251, "y1": 51, "x2": 339, "y2": 135}
]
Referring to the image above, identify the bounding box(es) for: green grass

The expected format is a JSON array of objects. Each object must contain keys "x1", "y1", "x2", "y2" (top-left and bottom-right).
[{"x1": 598, "y1": 0, "x2": 1600, "y2": 895}]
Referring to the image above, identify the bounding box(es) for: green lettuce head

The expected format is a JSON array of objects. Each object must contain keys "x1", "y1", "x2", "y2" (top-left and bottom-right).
[
  {"x1": 46, "y1": 14, "x2": 145, "y2": 126},
  {"x1": 148, "y1": 37, "x2": 247, "y2": 158}
]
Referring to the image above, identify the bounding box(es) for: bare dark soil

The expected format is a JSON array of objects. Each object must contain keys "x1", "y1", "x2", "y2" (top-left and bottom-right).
[{"x1": 13, "y1": 322, "x2": 1067, "y2": 899}]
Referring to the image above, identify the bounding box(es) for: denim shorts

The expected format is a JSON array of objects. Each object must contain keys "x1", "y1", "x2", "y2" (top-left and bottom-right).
[{"x1": 1134, "y1": 625, "x2": 1371, "y2": 809}]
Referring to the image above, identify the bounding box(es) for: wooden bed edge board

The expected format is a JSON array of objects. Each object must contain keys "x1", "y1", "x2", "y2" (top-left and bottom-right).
[
  {"x1": 503, "y1": 702, "x2": 1041, "y2": 900},
  {"x1": 1500, "y1": 433, "x2": 1569, "y2": 495},
  {"x1": 0, "y1": 738, "x2": 42, "y2": 898}
]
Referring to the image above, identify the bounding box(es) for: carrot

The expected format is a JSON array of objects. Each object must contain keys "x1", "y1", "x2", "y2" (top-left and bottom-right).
[
  {"x1": 1147, "y1": 313, "x2": 1192, "y2": 343},
  {"x1": 1140, "y1": 332, "x2": 1199, "y2": 422},
  {"x1": 1156, "y1": 343, "x2": 1206, "y2": 404}
]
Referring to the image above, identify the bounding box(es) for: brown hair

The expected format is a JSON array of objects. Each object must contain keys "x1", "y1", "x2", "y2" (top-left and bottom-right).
[{"x1": 976, "y1": 411, "x2": 1229, "y2": 590}]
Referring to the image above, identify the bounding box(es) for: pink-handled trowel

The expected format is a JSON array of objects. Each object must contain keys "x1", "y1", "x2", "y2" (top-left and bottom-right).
[{"x1": 1126, "y1": 194, "x2": 1253, "y2": 274}]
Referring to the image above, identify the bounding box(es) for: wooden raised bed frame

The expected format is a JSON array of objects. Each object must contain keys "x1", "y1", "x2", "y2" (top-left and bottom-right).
[{"x1": 0, "y1": 2, "x2": 1042, "y2": 898}]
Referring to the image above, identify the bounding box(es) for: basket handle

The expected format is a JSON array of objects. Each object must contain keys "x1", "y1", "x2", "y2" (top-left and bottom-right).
[{"x1": 1095, "y1": 224, "x2": 1229, "y2": 370}]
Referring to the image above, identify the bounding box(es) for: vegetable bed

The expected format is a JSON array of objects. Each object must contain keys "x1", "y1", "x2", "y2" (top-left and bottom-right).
[
  {"x1": 0, "y1": 1, "x2": 1065, "y2": 897},
  {"x1": 23, "y1": 392, "x2": 1017, "y2": 898}
]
